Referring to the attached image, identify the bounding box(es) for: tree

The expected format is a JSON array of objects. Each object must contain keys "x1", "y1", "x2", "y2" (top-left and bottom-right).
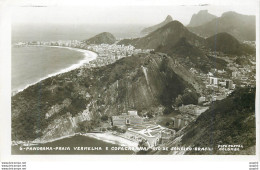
[
  {"x1": 101, "y1": 115, "x2": 108, "y2": 121},
  {"x1": 175, "y1": 95, "x2": 183, "y2": 106}
]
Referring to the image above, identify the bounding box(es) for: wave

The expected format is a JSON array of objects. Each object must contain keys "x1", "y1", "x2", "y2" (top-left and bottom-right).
[{"x1": 12, "y1": 45, "x2": 97, "y2": 95}]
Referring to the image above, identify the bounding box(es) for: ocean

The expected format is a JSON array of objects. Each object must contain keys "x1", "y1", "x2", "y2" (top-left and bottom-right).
[
  {"x1": 12, "y1": 46, "x2": 87, "y2": 92},
  {"x1": 12, "y1": 135, "x2": 134, "y2": 155},
  {"x1": 11, "y1": 45, "x2": 132, "y2": 155}
]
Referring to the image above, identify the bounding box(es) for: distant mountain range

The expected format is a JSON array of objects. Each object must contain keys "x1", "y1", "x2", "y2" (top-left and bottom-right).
[
  {"x1": 119, "y1": 19, "x2": 254, "y2": 56},
  {"x1": 84, "y1": 32, "x2": 116, "y2": 45},
  {"x1": 11, "y1": 10, "x2": 256, "y2": 155},
  {"x1": 187, "y1": 10, "x2": 217, "y2": 27},
  {"x1": 140, "y1": 15, "x2": 173, "y2": 35},
  {"x1": 118, "y1": 19, "x2": 255, "y2": 73},
  {"x1": 119, "y1": 21, "x2": 204, "y2": 50},
  {"x1": 188, "y1": 11, "x2": 256, "y2": 41}
]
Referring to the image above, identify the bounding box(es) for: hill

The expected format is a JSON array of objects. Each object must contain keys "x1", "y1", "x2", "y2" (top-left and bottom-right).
[
  {"x1": 206, "y1": 32, "x2": 255, "y2": 55},
  {"x1": 119, "y1": 21, "x2": 232, "y2": 73},
  {"x1": 156, "y1": 37, "x2": 227, "y2": 73},
  {"x1": 179, "y1": 87, "x2": 256, "y2": 155},
  {"x1": 12, "y1": 53, "x2": 202, "y2": 142},
  {"x1": 84, "y1": 32, "x2": 116, "y2": 45},
  {"x1": 141, "y1": 15, "x2": 173, "y2": 35},
  {"x1": 118, "y1": 21, "x2": 205, "y2": 50},
  {"x1": 187, "y1": 10, "x2": 217, "y2": 27},
  {"x1": 188, "y1": 11, "x2": 256, "y2": 41}
]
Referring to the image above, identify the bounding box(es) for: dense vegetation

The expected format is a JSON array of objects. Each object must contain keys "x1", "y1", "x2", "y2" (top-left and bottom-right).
[
  {"x1": 159, "y1": 56, "x2": 198, "y2": 109},
  {"x1": 206, "y1": 32, "x2": 255, "y2": 55},
  {"x1": 12, "y1": 52, "x2": 200, "y2": 141},
  {"x1": 181, "y1": 87, "x2": 256, "y2": 154},
  {"x1": 11, "y1": 70, "x2": 89, "y2": 141}
]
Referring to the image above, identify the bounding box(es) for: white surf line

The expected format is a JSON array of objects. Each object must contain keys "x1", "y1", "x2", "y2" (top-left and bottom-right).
[{"x1": 13, "y1": 45, "x2": 98, "y2": 94}]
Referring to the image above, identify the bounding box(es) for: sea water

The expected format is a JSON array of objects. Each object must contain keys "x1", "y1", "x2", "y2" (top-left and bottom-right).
[
  {"x1": 12, "y1": 46, "x2": 85, "y2": 92},
  {"x1": 11, "y1": 46, "x2": 132, "y2": 155},
  {"x1": 12, "y1": 135, "x2": 134, "y2": 155}
]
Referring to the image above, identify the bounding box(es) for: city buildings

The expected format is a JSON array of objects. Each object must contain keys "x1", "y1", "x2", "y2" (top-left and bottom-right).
[{"x1": 112, "y1": 111, "x2": 143, "y2": 127}]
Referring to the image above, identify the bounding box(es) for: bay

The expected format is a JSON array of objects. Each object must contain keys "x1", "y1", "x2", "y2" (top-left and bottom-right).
[
  {"x1": 12, "y1": 135, "x2": 134, "y2": 155},
  {"x1": 12, "y1": 46, "x2": 85, "y2": 92}
]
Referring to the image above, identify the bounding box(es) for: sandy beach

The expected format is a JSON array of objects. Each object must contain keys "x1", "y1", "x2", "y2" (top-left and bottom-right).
[
  {"x1": 13, "y1": 132, "x2": 139, "y2": 150},
  {"x1": 13, "y1": 45, "x2": 97, "y2": 94},
  {"x1": 12, "y1": 133, "x2": 78, "y2": 146},
  {"x1": 82, "y1": 132, "x2": 139, "y2": 148}
]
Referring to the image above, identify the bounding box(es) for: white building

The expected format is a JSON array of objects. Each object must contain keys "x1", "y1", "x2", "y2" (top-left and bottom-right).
[{"x1": 209, "y1": 77, "x2": 218, "y2": 85}]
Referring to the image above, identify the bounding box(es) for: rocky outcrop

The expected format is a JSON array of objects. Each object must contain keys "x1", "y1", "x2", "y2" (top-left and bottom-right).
[{"x1": 187, "y1": 10, "x2": 216, "y2": 27}]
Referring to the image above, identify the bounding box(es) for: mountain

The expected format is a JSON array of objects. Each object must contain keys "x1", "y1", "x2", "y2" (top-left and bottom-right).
[
  {"x1": 84, "y1": 32, "x2": 116, "y2": 45},
  {"x1": 206, "y1": 32, "x2": 255, "y2": 55},
  {"x1": 178, "y1": 87, "x2": 256, "y2": 155},
  {"x1": 156, "y1": 37, "x2": 227, "y2": 73},
  {"x1": 118, "y1": 21, "x2": 230, "y2": 73},
  {"x1": 12, "y1": 53, "x2": 202, "y2": 142},
  {"x1": 156, "y1": 37, "x2": 208, "y2": 67},
  {"x1": 119, "y1": 21, "x2": 205, "y2": 50},
  {"x1": 156, "y1": 37, "x2": 205, "y2": 58},
  {"x1": 188, "y1": 11, "x2": 256, "y2": 41},
  {"x1": 187, "y1": 10, "x2": 217, "y2": 27},
  {"x1": 140, "y1": 15, "x2": 173, "y2": 35}
]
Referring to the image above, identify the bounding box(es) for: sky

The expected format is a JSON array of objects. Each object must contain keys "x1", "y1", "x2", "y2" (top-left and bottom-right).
[{"x1": 11, "y1": 0, "x2": 258, "y2": 26}]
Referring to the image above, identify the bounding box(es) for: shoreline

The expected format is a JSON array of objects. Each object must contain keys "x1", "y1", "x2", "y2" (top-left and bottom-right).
[
  {"x1": 82, "y1": 132, "x2": 139, "y2": 148},
  {"x1": 12, "y1": 133, "x2": 77, "y2": 146},
  {"x1": 12, "y1": 45, "x2": 98, "y2": 95},
  {"x1": 13, "y1": 132, "x2": 138, "y2": 149}
]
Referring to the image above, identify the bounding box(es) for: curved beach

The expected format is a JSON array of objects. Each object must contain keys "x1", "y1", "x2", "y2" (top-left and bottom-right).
[
  {"x1": 12, "y1": 45, "x2": 97, "y2": 94},
  {"x1": 13, "y1": 132, "x2": 138, "y2": 151},
  {"x1": 83, "y1": 132, "x2": 139, "y2": 148}
]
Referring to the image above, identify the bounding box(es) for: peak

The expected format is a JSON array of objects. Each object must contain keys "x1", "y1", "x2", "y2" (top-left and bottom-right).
[
  {"x1": 85, "y1": 32, "x2": 116, "y2": 45},
  {"x1": 198, "y1": 10, "x2": 209, "y2": 14},
  {"x1": 221, "y1": 11, "x2": 240, "y2": 17},
  {"x1": 165, "y1": 15, "x2": 173, "y2": 21},
  {"x1": 160, "y1": 20, "x2": 186, "y2": 31},
  {"x1": 167, "y1": 20, "x2": 184, "y2": 27},
  {"x1": 99, "y1": 32, "x2": 113, "y2": 35},
  {"x1": 212, "y1": 32, "x2": 235, "y2": 38}
]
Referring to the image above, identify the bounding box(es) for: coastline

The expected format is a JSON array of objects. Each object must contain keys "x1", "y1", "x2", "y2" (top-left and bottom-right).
[
  {"x1": 82, "y1": 132, "x2": 139, "y2": 148},
  {"x1": 13, "y1": 132, "x2": 138, "y2": 150},
  {"x1": 12, "y1": 45, "x2": 98, "y2": 95},
  {"x1": 12, "y1": 133, "x2": 77, "y2": 146}
]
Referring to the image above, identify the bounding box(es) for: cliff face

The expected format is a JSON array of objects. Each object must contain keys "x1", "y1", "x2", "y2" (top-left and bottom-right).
[
  {"x1": 187, "y1": 10, "x2": 217, "y2": 27},
  {"x1": 12, "y1": 53, "x2": 202, "y2": 142}
]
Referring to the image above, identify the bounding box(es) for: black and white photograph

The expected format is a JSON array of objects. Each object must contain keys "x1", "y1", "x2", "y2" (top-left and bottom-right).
[{"x1": 0, "y1": 0, "x2": 259, "y2": 159}]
